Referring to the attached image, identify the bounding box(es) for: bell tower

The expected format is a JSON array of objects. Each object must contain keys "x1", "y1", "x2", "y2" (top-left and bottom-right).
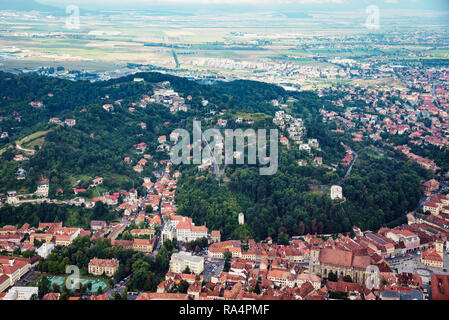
[{"x1": 436, "y1": 236, "x2": 444, "y2": 258}]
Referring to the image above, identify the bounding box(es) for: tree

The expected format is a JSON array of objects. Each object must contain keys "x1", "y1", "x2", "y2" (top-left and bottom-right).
[
  {"x1": 343, "y1": 275, "x2": 352, "y2": 283},
  {"x1": 145, "y1": 206, "x2": 153, "y2": 214},
  {"x1": 121, "y1": 287, "x2": 128, "y2": 300},
  {"x1": 327, "y1": 272, "x2": 338, "y2": 282},
  {"x1": 254, "y1": 282, "x2": 261, "y2": 295},
  {"x1": 277, "y1": 232, "x2": 289, "y2": 245},
  {"x1": 178, "y1": 280, "x2": 189, "y2": 294},
  {"x1": 183, "y1": 266, "x2": 192, "y2": 274},
  {"x1": 52, "y1": 283, "x2": 61, "y2": 293},
  {"x1": 223, "y1": 251, "x2": 232, "y2": 272},
  {"x1": 38, "y1": 276, "x2": 51, "y2": 298}
]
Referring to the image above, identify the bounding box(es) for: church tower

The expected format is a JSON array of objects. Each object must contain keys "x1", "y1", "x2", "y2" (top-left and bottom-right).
[
  {"x1": 309, "y1": 248, "x2": 320, "y2": 275},
  {"x1": 436, "y1": 236, "x2": 444, "y2": 258}
]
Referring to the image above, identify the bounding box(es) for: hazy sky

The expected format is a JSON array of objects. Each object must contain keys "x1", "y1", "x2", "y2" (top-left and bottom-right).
[{"x1": 38, "y1": 0, "x2": 449, "y2": 11}]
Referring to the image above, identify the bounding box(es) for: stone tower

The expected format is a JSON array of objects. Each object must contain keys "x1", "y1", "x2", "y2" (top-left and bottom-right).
[
  {"x1": 309, "y1": 248, "x2": 320, "y2": 275},
  {"x1": 436, "y1": 236, "x2": 444, "y2": 258},
  {"x1": 238, "y1": 212, "x2": 244, "y2": 225}
]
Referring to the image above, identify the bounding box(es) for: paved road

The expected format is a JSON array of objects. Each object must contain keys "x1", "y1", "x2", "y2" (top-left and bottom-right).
[
  {"x1": 343, "y1": 147, "x2": 358, "y2": 180},
  {"x1": 152, "y1": 197, "x2": 164, "y2": 253}
]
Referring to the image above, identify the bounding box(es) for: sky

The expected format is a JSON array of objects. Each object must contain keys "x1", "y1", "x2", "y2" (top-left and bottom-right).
[{"x1": 38, "y1": 0, "x2": 449, "y2": 11}]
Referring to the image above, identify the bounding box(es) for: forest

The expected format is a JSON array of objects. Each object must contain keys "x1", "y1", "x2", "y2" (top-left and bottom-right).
[
  {"x1": 0, "y1": 202, "x2": 116, "y2": 229},
  {"x1": 0, "y1": 71, "x2": 430, "y2": 244},
  {"x1": 175, "y1": 146, "x2": 425, "y2": 242}
]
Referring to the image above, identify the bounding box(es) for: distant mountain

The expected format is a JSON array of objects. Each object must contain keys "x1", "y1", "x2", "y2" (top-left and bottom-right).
[{"x1": 0, "y1": 0, "x2": 63, "y2": 13}]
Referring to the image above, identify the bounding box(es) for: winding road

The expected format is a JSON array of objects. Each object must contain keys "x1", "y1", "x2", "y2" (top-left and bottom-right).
[{"x1": 343, "y1": 148, "x2": 358, "y2": 180}]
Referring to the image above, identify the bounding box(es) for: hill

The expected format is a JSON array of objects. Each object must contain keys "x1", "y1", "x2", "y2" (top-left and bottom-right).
[{"x1": 0, "y1": 71, "x2": 427, "y2": 242}]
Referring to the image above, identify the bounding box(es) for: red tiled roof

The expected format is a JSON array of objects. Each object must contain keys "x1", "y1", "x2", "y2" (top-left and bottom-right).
[
  {"x1": 88, "y1": 258, "x2": 119, "y2": 268},
  {"x1": 136, "y1": 293, "x2": 191, "y2": 300}
]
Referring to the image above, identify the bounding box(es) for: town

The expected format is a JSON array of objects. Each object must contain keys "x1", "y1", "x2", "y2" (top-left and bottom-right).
[
  {"x1": 1, "y1": 150, "x2": 448, "y2": 300},
  {"x1": 0, "y1": 0, "x2": 448, "y2": 305}
]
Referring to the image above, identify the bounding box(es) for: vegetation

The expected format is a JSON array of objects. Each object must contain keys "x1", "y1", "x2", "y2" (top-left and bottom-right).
[
  {"x1": 37, "y1": 236, "x2": 176, "y2": 293},
  {"x1": 0, "y1": 202, "x2": 115, "y2": 229}
]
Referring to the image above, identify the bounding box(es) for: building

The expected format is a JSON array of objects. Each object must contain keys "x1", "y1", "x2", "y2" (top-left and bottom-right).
[
  {"x1": 431, "y1": 274, "x2": 449, "y2": 300},
  {"x1": 30, "y1": 233, "x2": 53, "y2": 244},
  {"x1": 238, "y1": 213, "x2": 245, "y2": 225},
  {"x1": 136, "y1": 292, "x2": 191, "y2": 300},
  {"x1": 170, "y1": 251, "x2": 204, "y2": 275},
  {"x1": 211, "y1": 230, "x2": 221, "y2": 243},
  {"x1": 90, "y1": 220, "x2": 107, "y2": 231},
  {"x1": 379, "y1": 289, "x2": 423, "y2": 300},
  {"x1": 421, "y1": 238, "x2": 444, "y2": 269},
  {"x1": 35, "y1": 180, "x2": 49, "y2": 197},
  {"x1": 3, "y1": 287, "x2": 38, "y2": 300},
  {"x1": 0, "y1": 257, "x2": 31, "y2": 288},
  {"x1": 208, "y1": 240, "x2": 242, "y2": 259},
  {"x1": 88, "y1": 258, "x2": 119, "y2": 277},
  {"x1": 162, "y1": 216, "x2": 208, "y2": 243},
  {"x1": 422, "y1": 179, "x2": 440, "y2": 196},
  {"x1": 267, "y1": 269, "x2": 297, "y2": 288},
  {"x1": 330, "y1": 185, "x2": 343, "y2": 200},
  {"x1": 0, "y1": 275, "x2": 10, "y2": 293},
  {"x1": 297, "y1": 273, "x2": 322, "y2": 290},
  {"x1": 43, "y1": 292, "x2": 60, "y2": 300},
  {"x1": 6, "y1": 191, "x2": 18, "y2": 205},
  {"x1": 132, "y1": 238, "x2": 153, "y2": 253},
  {"x1": 36, "y1": 243, "x2": 55, "y2": 259},
  {"x1": 385, "y1": 230, "x2": 420, "y2": 253},
  {"x1": 423, "y1": 202, "x2": 439, "y2": 216},
  {"x1": 309, "y1": 247, "x2": 371, "y2": 285},
  {"x1": 421, "y1": 248, "x2": 443, "y2": 269},
  {"x1": 64, "y1": 119, "x2": 76, "y2": 127},
  {"x1": 131, "y1": 229, "x2": 155, "y2": 239}
]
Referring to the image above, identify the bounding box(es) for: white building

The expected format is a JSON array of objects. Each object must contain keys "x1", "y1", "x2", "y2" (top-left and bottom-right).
[
  {"x1": 36, "y1": 243, "x2": 55, "y2": 259},
  {"x1": 170, "y1": 251, "x2": 204, "y2": 275},
  {"x1": 163, "y1": 216, "x2": 208, "y2": 243},
  {"x1": 6, "y1": 191, "x2": 19, "y2": 205},
  {"x1": 35, "y1": 180, "x2": 49, "y2": 197},
  {"x1": 308, "y1": 139, "x2": 320, "y2": 149},
  {"x1": 330, "y1": 185, "x2": 343, "y2": 200},
  {"x1": 3, "y1": 287, "x2": 38, "y2": 300},
  {"x1": 299, "y1": 144, "x2": 311, "y2": 153},
  {"x1": 238, "y1": 213, "x2": 245, "y2": 225}
]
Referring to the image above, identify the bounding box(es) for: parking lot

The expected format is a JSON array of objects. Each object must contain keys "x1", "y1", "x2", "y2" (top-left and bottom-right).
[{"x1": 14, "y1": 269, "x2": 40, "y2": 287}]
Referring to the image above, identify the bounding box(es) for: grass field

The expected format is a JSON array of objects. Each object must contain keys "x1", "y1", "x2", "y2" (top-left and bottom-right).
[{"x1": 17, "y1": 130, "x2": 50, "y2": 145}]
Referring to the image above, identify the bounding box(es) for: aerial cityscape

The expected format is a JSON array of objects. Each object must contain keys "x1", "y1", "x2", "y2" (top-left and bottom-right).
[{"x1": 0, "y1": 0, "x2": 449, "y2": 307}]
